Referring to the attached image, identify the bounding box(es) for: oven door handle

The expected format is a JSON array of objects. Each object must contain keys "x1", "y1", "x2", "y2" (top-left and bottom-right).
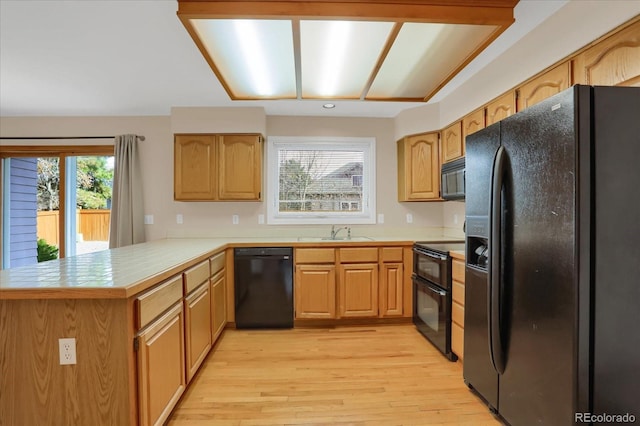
[{"x1": 425, "y1": 282, "x2": 447, "y2": 297}]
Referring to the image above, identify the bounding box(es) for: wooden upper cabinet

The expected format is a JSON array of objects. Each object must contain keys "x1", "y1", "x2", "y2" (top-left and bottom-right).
[
  {"x1": 486, "y1": 91, "x2": 516, "y2": 125},
  {"x1": 462, "y1": 108, "x2": 485, "y2": 144},
  {"x1": 517, "y1": 62, "x2": 571, "y2": 111},
  {"x1": 174, "y1": 135, "x2": 217, "y2": 201},
  {"x1": 441, "y1": 121, "x2": 463, "y2": 163},
  {"x1": 573, "y1": 20, "x2": 640, "y2": 87},
  {"x1": 174, "y1": 133, "x2": 263, "y2": 201},
  {"x1": 397, "y1": 132, "x2": 440, "y2": 201},
  {"x1": 218, "y1": 134, "x2": 262, "y2": 200}
]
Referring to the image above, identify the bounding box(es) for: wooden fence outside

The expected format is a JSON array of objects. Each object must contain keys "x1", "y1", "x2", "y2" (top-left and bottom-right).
[{"x1": 37, "y1": 210, "x2": 110, "y2": 246}]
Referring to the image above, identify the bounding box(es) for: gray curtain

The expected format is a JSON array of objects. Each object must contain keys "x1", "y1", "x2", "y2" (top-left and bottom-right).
[{"x1": 109, "y1": 134, "x2": 145, "y2": 248}]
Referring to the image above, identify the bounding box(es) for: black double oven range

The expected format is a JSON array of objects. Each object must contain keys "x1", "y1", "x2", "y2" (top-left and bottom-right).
[{"x1": 412, "y1": 241, "x2": 465, "y2": 361}]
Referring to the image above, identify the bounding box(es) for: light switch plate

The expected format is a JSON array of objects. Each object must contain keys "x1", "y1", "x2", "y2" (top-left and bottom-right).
[{"x1": 144, "y1": 215, "x2": 154, "y2": 225}]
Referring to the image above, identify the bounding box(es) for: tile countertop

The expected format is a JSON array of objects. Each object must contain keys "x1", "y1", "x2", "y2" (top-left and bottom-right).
[{"x1": 0, "y1": 235, "x2": 462, "y2": 300}]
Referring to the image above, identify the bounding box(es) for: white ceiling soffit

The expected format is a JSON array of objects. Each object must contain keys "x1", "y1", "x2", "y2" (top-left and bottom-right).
[{"x1": 177, "y1": 0, "x2": 518, "y2": 102}]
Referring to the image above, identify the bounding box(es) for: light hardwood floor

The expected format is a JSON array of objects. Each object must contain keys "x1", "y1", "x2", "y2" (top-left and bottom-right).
[{"x1": 168, "y1": 325, "x2": 502, "y2": 426}]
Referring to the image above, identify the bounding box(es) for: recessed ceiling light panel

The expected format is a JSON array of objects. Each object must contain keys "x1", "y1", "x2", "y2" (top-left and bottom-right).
[
  {"x1": 300, "y1": 20, "x2": 394, "y2": 99},
  {"x1": 192, "y1": 19, "x2": 297, "y2": 98}
]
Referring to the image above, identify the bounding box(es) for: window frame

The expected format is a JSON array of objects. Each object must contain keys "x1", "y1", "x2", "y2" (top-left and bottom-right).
[{"x1": 266, "y1": 136, "x2": 376, "y2": 225}]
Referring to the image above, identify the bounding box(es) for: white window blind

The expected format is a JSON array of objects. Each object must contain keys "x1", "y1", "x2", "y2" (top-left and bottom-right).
[{"x1": 267, "y1": 137, "x2": 376, "y2": 224}]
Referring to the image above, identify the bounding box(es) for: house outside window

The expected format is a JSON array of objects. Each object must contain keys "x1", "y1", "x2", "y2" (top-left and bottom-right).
[{"x1": 267, "y1": 136, "x2": 376, "y2": 224}]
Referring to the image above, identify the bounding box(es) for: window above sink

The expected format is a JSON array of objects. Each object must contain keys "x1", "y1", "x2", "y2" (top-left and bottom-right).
[{"x1": 266, "y1": 136, "x2": 376, "y2": 225}]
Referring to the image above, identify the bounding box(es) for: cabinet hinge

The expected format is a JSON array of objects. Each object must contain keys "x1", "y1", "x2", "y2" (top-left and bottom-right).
[{"x1": 133, "y1": 337, "x2": 139, "y2": 352}]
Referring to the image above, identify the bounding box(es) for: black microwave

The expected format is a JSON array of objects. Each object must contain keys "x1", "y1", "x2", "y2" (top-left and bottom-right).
[{"x1": 441, "y1": 157, "x2": 465, "y2": 200}]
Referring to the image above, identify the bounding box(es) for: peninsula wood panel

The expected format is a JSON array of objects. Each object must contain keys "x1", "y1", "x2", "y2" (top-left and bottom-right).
[
  {"x1": 397, "y1": 132, "x2": 440, "y2": 201},
  {"x1": 442, "y1": 121, "x2": 464, "y2": 162},
  {"x1": 517, "y1": 62, "x2": 571, "y2": 111},
  {"x1": 0, "y1": 298, "x2": 132, "y2": 426},
  {"x1": 174, "y1": 135, "x2": 217, "y2": 201},
  {"x1": 217, "y1": 134, "x2": 262, "y2": 200},
  {"x1": 573, "y1": 19, "x2": 640, "y2": 87},
  {"x1": 486, "y1": 91, "x2": 516, "y2": 125}
]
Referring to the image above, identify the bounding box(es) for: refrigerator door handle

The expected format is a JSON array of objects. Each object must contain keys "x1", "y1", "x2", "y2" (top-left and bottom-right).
[{"x1": 489, "y1": 146, "x2": 506, "y2": 375}]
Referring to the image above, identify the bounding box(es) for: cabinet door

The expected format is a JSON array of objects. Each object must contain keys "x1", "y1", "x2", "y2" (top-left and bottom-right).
[
  {"x1": 295, "y1": 264, "x2": 336, "y2": 319},
  {"x1": 517, "y1": 62, "x2": 571, "y2": 111},
  {"x1": 137, "y1": 303, "x2": 186, "y2": 426},
  {"x1": 174, "y1": 135, "x2": 217, "y2": 201},
  {"x1": 338, "y1": 263, "x2": 378, "y2": 318},
  {"x1": 486, "y1": 92, "x2": 516, "y2": 125},
  {"x1": 184, "y1": 284, "x2": 212, "y2": 383},
  {"x1": 451, "y1": 258, "x2": 465, "y2": 360},
  {"x1": 397, "y1": 132, "x2": 440, "y2": 201},
  {"x1": 218, "y1": 134, "x2": 262, "y2": 200},
  {"x1": 573, "y1": 20, "x2": 640, "y2": 87},
  {"x1": 463, "y1": 108, "x2": 485, "y2": 143},
  {"x1": 211, "y1": 270, "x2": 227, "y2": 342},
  {"x1": 379, "y1": 262, "x2": 403, "y2": 317},
  {"x1": 442, "y1": 121, "x2": 463, "y2": 163}
]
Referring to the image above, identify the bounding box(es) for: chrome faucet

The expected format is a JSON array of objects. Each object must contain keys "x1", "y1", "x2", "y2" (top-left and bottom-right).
[{"x1": 330, "y1": 225, "x2": 349, "y2": 240}]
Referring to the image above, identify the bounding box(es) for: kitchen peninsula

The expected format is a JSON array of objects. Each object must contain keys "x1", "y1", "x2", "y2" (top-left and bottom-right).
[{"x1": 0, "y1": 235, "x2": 458, "y2": 426}]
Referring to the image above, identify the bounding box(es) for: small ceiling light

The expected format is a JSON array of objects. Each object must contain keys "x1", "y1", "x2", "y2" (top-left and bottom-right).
[{"x1": 323, "y1": 103, "x2": 336, "y2": 109}]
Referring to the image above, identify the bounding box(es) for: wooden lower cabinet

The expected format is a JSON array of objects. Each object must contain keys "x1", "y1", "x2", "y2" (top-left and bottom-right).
[
  {"x1": 184, "y1": 283, "x2": 212, "y2": 383},
  {"x1": 338, "y1": 263, "x2": 379, "y2": 318},
  {"x1": 211, "y1": 270, "x2": 227, "y2": 340},
  {"x1": 451, "y1": 256, "x2": 466, "y2": 361},
  {"x1": 137, "y1": 303, "x2": 186, "y2": 426},
  {"x1": 379, "y1": 262, "x2": 404, "y2": 317},
  {"x1": 295, "y1": 264, "x2": 336, "y2": 319}
]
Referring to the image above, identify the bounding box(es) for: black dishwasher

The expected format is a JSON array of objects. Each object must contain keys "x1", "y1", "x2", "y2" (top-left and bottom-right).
[{"x1": 234, "y1": 247, "x2": 294, "y2": 329}]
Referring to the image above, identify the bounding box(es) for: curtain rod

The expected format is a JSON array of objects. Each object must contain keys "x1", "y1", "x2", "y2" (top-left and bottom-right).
[{"x1": 0, "y1": 135, "x2": 145, "y2": 141}]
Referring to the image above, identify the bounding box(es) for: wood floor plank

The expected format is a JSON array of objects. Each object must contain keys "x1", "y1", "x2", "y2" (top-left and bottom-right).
[{"x1": 167, "y1": 325, "x2": 502, "y2": 425}]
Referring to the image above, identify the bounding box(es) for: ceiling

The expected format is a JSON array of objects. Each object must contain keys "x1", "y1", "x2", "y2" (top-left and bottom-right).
[{"x1": 0, "y1": 1, "x2": 639, "y2": 119}]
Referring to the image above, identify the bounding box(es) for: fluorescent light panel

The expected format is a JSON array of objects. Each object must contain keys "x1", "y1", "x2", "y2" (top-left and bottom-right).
[
  {"x1": 368, "y1": 23, "x2": 499, "y2": 99},
  {"x1": 300, "y1": 20, "x2": 394, "y2": 98},
  {"x1": 191, "y1": 19, "x2": 296, "y2": 98}
]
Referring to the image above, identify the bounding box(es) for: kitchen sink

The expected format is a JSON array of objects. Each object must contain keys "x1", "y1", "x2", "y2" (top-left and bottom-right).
[{"x1": 296, "y1": 236, "x2": 374, "y2": 242}]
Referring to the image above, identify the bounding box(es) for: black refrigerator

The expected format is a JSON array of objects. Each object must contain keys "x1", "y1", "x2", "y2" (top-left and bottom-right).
[{"x1": 464, "y1": 85, "x2": 640, "y2": 425}]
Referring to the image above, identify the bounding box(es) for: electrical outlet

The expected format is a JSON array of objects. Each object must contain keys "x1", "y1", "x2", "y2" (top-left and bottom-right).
[
  {"x1": 378, "y1": 214, "x2": 384, "y2": 224},
  {"x1": 144, "y1": 215, "x2": 154, "y2": 225},
  {"x1": 59, "y1": 338, "x2": 77, "y2": 365},
  {"x1": 176, "y1": 214, "x2": 183, "y2": 224},
  {"x1": 406, "y1": 213, "x2": 413, "y2": 224},
  {"x1": 258, "y1": 214, "x2": 265, "y2": 224},
  {"x1": 232, "y1": 214, "x2": 239, "y2": 225}
]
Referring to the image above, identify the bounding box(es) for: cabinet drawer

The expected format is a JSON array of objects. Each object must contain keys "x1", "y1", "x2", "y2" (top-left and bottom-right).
[
  {"x1": 339, "y1": 247, "x2": 378, "y2": 263},
  {"x1": 184, "y1": 260, "x2": 210, "y2": 294},
  {"x1": 136, "y1": 275, "x2": 183, "y2": 330},
  {"x1": 209, "y1": 252, "x2": 225, "y2": 276},
  {"x1": 295, "y1": 248, "x2": 335, "y2": 264},
  {"x1": 452, "y1": 280, "x2": 465, "y2": 306},
  {"x1": 381, "y1": 247, "x2": 403, "y2": 263},
  {"x1": 452, "y1": 300, "x2": 464, "y2": 327},
  {"x1": 452, "y1": 259, "x2": 465, "y2": 283}
]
